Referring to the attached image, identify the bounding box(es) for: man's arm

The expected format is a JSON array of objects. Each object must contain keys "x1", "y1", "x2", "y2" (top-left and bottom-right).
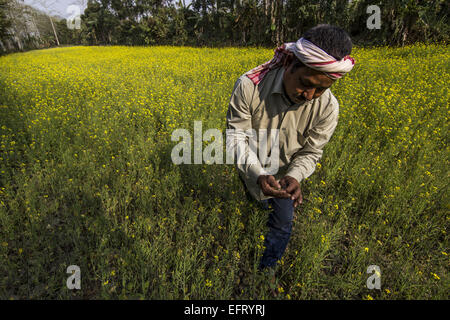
[
  {"x1": 285, "y1": 98, "x2": 339, "y2": 184},
  {"x1": 226, "y1": 77, "x2": 266, "y2": 183},
  {"x1": 226, "y1": 76, "x2": 290, "y2": 199},
  {"x1": 279, "y1": 101, "x2": 338, "y2": 207}
]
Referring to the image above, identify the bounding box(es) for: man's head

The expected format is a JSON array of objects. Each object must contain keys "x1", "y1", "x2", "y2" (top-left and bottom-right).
[{"x1": 283, "y1": 24, "x2": 353, "y2": 104}]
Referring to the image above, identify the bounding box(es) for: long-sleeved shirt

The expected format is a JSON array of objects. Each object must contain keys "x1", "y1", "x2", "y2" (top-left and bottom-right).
[{"x1": 226, "y1": 66, "x2": 339, "y2": 201}]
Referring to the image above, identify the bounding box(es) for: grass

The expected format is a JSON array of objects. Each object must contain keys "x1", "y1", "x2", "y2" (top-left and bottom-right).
[{"x1": 0, "y1": 44, "x2": 448, "y2": 299}]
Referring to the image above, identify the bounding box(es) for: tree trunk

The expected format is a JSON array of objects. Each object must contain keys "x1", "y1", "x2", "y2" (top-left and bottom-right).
[
  {"x1": 270, "y1": 0, "x2": 275, "y2": 44},
  {"x1": 276, "y1": 0, "x2": 282, "y2": 45},
  {"x1": 48, "y1": 14, "x2": 59, "y2": 46}
]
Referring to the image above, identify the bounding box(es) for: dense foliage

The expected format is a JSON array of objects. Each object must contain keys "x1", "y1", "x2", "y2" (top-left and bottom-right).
[{"x1": 0, "y1": 0, "x2": 449, "y2": 54}]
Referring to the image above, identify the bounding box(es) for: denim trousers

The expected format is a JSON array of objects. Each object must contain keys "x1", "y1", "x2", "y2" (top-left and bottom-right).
[
  {"x1": 258, "y1": 197, "x2": 294, "y2": 270},
  {"x1": 238, "y1": 175, "x2": 294, "y2": 270}
]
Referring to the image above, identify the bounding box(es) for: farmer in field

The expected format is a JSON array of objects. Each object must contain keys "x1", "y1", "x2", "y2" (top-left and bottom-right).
[{"x1": 226, "y1": 24, "x2": 355, "y2": 270}]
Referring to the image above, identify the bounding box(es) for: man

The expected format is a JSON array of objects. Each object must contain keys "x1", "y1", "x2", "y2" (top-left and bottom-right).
[{"x1": 226, "y1": 24, "x2": 355, "y2": 270}]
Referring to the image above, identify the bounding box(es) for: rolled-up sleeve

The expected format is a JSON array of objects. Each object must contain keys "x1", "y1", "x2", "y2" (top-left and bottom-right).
[
  {"x1": 226, "y1": 77, "x2": 268, "y2": 184},
  {"x1": 285, "y1": 96, "x2": 339, "y2": 183}
]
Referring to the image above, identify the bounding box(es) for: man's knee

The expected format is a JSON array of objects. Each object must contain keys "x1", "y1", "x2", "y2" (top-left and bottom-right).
[{"x1": 268, "y1": 198, "x2": 294, "y2": 229}]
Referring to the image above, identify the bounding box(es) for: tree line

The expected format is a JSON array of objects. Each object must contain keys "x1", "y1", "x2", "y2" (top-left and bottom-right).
[{"x1": 1, "y1": 0, "x2": 448, "y2": 54}]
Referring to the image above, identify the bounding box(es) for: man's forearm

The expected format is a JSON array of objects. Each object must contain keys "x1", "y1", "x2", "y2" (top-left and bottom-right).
[
  {"x1": 226, "y1": 127, "x2": 269, "y2": 185},
  {"x1": 285, "y1": 147, "x2": 323, "y2": 184}
]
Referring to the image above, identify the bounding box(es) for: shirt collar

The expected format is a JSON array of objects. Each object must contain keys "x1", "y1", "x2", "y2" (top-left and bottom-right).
[
  {"x1": 272, "y1": 67, "x2": 286, "y2": 95},
  {"x1": 272, "y1": 67, "x2": 298, "y2": 106}
]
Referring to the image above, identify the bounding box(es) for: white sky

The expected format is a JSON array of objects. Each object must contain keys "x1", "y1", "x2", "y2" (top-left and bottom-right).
[
  {"x1": 22, "y1": 0, "x2": 194, "y2": 19},
  {"x1": 23, "y1": 0, "x2": 88, "y2": 19}
]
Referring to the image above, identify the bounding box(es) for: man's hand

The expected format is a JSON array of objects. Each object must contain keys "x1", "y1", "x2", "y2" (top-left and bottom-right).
[
  {"x1": 257, "y1": 175, "x2": 291, "y2": 199},
  {"x1": 279, "y1": 175, "x2": 303, "y2": 208}
]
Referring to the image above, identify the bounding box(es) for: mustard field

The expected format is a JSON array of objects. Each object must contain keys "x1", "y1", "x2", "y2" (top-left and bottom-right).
[{"x1": 0, "y1": 44, "x2": 448, "y2": 299}]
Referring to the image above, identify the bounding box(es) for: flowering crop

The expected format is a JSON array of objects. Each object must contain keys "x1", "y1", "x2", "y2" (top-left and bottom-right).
[{"x1": 0, "y1": 44, "x2": 448, "y2": 299}]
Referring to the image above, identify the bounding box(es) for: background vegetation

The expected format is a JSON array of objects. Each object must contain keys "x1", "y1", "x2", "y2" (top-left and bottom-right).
[{"x1": 0, "y1": 0, "x2": 449, "y2": 55}]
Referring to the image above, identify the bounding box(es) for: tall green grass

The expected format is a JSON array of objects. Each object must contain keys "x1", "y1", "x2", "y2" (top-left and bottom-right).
[{"x1": 0, "y1": 44, "x2": 448, "y2": 299}]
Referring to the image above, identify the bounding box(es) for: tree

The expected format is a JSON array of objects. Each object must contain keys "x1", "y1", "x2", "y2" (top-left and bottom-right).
[{"x1": 0, "y1": 0, "x2": 12, "y2": 42}]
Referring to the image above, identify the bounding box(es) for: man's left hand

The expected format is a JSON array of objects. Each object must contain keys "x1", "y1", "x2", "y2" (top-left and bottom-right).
[{"x1": 279, "y1": 175, "x2": 303, "y2": 208}]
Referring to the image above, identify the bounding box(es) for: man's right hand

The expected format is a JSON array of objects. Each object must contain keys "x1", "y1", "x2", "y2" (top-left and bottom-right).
[{"x1": 257, "y1": 175, "x2": 291, "y2": 198}]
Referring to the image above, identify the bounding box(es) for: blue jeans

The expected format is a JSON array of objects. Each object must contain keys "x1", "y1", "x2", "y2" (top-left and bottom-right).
[{"x1": 258, "y1": 197, "x2": 294, "y2": 270}]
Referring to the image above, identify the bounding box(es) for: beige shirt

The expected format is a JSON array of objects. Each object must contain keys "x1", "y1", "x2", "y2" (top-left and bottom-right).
[{"x1": 226, "y1": 66, "x2": 339, "y2": 201}]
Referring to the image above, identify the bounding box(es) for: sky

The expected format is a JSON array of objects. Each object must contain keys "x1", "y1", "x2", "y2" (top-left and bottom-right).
[
  {"x1": 22, "y1": 0, "x2": 196, "y2": 19},
  {"x1": 23, "y1": 0, "x2": 88, "y2": 19}
]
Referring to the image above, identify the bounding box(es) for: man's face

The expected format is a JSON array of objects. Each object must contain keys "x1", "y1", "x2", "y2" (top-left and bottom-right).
[{"x1": 283, "y1": 61, "x2": 335, "y2": 104}]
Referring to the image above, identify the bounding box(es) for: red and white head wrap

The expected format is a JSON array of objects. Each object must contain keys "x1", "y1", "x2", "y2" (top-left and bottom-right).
[
  {"x1": 246, "y1": 37, "x2": 355, "y2": 85},
  {"x1": 286, "y1": 38, "x2": 355, "y2": 79}
]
